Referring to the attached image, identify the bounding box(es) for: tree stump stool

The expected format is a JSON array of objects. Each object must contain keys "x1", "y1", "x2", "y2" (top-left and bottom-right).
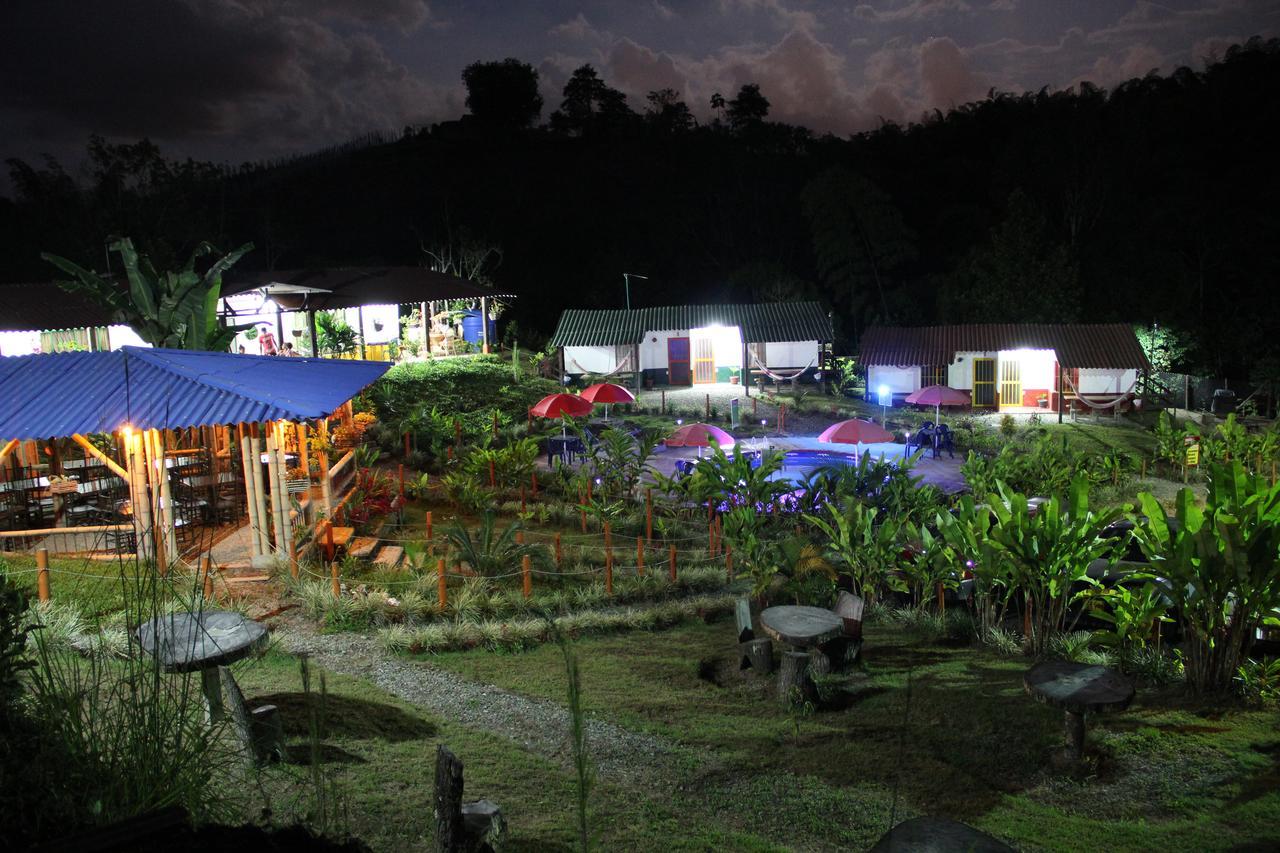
[
  {"x1": 778, "y1": 650, "x2": 810, "y2": 704},
  {"x1": 435, "y1": 744, "x2": 507, "y2": 852},
  {"x1": 1024, "y1": 661, "x2": 1135, "y2": 763},
  {"x1": 739, "y1": 638, "x2": 774, "y2": 674}
]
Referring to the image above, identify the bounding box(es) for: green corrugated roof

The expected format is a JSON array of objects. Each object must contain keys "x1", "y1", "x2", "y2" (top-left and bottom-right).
[{"x1": 549, "y1": 303, "x2": 833, "y2": 346}]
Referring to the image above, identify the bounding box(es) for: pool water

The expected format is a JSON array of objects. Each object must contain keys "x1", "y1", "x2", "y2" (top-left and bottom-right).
[{"x1": 770, "y1": 449, "x2": 891, "y2": 484}]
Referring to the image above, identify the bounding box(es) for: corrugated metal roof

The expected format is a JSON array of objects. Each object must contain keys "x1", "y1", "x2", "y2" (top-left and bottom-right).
[
  {"x1": 0, "y1": 282, "x2": 117, "y2": 332},
  {"x1": 549, "y1": 302, "x2": 833, "y2": 346},
  {"x1": 223, "y1": 267, "x2": 516, "y2": 308},
  {"x1": 0, "y1": 347, "x2": 391, "y2": 440},
  {"x1": 858, "y1": 324, "x2": 1150, "y2": 370}
]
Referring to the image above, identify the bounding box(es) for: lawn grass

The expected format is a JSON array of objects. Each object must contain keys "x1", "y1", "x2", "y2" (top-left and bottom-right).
[
  {"x1": 0, "y1": 552, "x2": 202, "y2": 618},
  {"x1": 235, "y1": 648, "x2": 788, "y2": 851},
  {"x1": 427, "y1": 619, "x2": 1280, "y2": 851}
]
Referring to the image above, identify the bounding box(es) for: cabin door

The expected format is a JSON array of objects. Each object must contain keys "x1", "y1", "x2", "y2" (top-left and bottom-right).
[
  {"x1": 692, "y1": 336, "x2": 716, "y2": 384},
  {"x1": 972, "y1": 358, "x2": 996, "y2": 407},
  {"x1": 999, "y1": 358, "x2": 1022, "y2": 408},
  {"x1": 667, "y1": 337, "x2": 691, "y2": 386}
]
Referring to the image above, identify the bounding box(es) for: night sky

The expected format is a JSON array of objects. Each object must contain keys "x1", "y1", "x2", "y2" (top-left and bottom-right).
[{"x1": 3, "y1": 0, "x2": 1278, "y2": 178}]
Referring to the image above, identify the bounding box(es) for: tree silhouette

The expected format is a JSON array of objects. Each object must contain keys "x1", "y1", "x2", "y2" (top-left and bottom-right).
[
  {"x1": 644, "y1": 89, "x2": 694, "y2": 134},
  {"x1": 462, "y1": 58, "x2": 543, "y2": 132},
  {"x1": 727, "y1": 84, "x2": 770, "y2": 132},
  {"x1": 550, "y1": 65, "x2": 635, "y2": 136}
]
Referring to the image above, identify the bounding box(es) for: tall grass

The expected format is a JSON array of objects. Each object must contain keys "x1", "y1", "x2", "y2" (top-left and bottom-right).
[{"x1": 548, "y1": 618, "x2": 593, "y2": 852}]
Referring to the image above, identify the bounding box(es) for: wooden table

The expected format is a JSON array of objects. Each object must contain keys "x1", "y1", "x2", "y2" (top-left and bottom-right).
[
  {"x1": 760, "y1": 605, "x2": 844, "y2": 699},
  {"x1": 136, "y1": 610, "x2": 269, "y2": 723},
  {"x1": 1024, "y1": 661, "x2": 1135, "y2": 761}
]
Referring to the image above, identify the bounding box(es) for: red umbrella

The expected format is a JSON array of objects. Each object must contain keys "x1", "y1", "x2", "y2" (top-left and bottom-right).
[
  {"x1": 580, "y1": 382, "x2": 636, "y2": 421},
  {"x1": 817, "y1": 419, "x2": 894, "y2": 446},
  {"x1": 531, "y1": 393, "x2": 593, "y2": 438},
  {"x1": 904, "y1": 384, "x2": 970, "y2": 422},
  {"x1": 666, "y1": 422, "x2": 736, "y2": 456}
]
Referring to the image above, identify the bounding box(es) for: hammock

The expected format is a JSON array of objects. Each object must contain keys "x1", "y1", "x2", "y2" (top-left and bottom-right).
[
  {"x1": 570, "y1": 350, "x2": 633, "y2": 377},
  {"x1": 750, "y1": 354, "x2": 816, "y2": 382},
  {"x1": 1060, "y1": 371, "x2": 1138, "y2": 410}
]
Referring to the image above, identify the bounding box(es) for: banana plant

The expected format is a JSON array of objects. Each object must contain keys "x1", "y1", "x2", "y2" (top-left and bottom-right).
[
  {"x1": 985, "y1": 475, "x2": 1126, "y2": 654},
  {"x1": 804, "y1": 501, "x2": 902, "y2": 603},
  {"x1": 1133, "y1": 462, "x2": 1280, "y2": 693},
  {"x1": 44, "y1": 237, "x2": 253, "y2": 350}
]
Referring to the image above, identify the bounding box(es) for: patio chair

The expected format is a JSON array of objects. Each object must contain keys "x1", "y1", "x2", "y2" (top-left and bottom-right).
[
  {"x1": 934, "y1": 424, "x2": 955, "y2": 459},
  {"x1": 903, "y1": 428, "x2": 934, "y2": 458}
]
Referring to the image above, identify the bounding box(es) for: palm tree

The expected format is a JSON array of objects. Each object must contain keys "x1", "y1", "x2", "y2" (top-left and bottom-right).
[
  {"x1": 43, "y1": 237, "x2": 253, "y2": 351},
  {"x1": 443, "y1": 510, "x2": 551, "y2": 577}
]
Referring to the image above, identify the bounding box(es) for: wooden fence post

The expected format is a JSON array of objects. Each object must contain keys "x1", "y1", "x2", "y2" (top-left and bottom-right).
[
  {"x1": 554, "y1": 532, "x2": 562, "y2": 566},
  {"x1": 520, "y1": 486, "x2": 526, "y2": 515},
  {"x1": 515, "y1": 531, "x2": 524, "y2": 545},
  {"x1": 645, "y1": 489, "x2": 653, "y2": 544},
  {"x1": 325, "y1": 521, "x2": 336, "y2": 563},
  {"x1": 437, "y1": 558, "x2": 447, "y2": 609},
  {"x1": 426, "y1": 510, "x2": 433, "y2": 542},
  {"x1": 36, "y1": 547, "x2": 50, "y2": 602},
  {"x1": 580, "y1": 505, "x2": 588, "y2": 533},
  {"x1": 488, "y1": 459, "x2": 496, "y2": 488},
  {"x1": 492, "y1": 410, "x2": 499, "y2": 439},
  {"x1": 752, "y1": 396, "x2": 758, "y2": 419},
  {"x1": 454, "y1": 419, "x2": 461, "y2": 445},
  {"x1": 522, "y1": 554, "x2": 532, "y2": 598},
  {"x1": 636, "y1": 537, "x2": 645, "y2": 576},
  {"x1": 201, "y1": 555, "x2": 214, "y2": 602},
  {"x1": 709, "y1": 519, "x2": 716, "y2": 556},
  {"x1": 604, "y1": 522, "x2": 613, "y2": 595},
  {"x1": 661, "y1": 389, "x2": 666, "y2": 414},
  {"x1": 398, "y1": 464, "x2": 405, "y2": 502},
  {"x1": 288, "y1": 534, "x2": 299, "y2": 580},
  {"x1": 331, "y1": 561, "x2": 340, "y2": 598},
  {"x1": 705, "y1": 393, "x2": 710, "y2": 420},
  {"x1": 726, "y1": 544, "x2": 733, "y2": 582},
  {"x1": 669, "y1": 543, "x2": 677, "y2": 582},
  {"x1": 403, "y1": 431, "x2": 411, "y2": 459}
]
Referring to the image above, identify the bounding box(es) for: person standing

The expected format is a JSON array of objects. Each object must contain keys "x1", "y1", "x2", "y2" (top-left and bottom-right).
[
  {"x1": 257, "y1": 324, "x2": 278, "y2": 356},
  {"x1": 280, "y1": 342, "x2": 298, "y2": 356}
]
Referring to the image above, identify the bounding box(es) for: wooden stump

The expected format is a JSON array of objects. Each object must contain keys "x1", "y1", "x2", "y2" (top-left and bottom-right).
[
  {"x1": 251, "y1": 705, "x2": 285, "y2": 763},
  {"x1": 778, "y1": 650, "x2": 810, "y2": 703},
  {"x1": 808, "y1": 647, "x2": 832, "y2": 678},
  {"x1": 818, "y1": 636, "x2": 862, "y2": 671},
  {"x1": 1064, "y1": 711, "x2": 1086, "y2": 762},
  {"x1": 435, "y1": 745, "x2": 466, "y2": 853},
  {"x1": 738, "y1": 638, "x2": 774, "y2": 674},
  {"x1": 735, "y1": 597, "x2": 754, "y2": 643}
]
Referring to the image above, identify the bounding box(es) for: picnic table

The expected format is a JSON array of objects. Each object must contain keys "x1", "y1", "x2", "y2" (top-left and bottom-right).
[
  {"x1": 760, "y1": 605, "x2": 844, "y2": 699},
  {"x1": 1024, "y1": 661, "x2": 1134, "y2": 761},
  {"x1": 136, "y1": 610, "x2": 269, "y2": 724}
]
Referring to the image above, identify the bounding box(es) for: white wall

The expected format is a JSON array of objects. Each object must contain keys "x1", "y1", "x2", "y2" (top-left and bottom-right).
[
  {"x1": 1077, "y1": 368, "x2": 1137, "y2": 395},
  {"x1": 869, "y1": 364, "x2": 920, "y2": 395},
  {"x1": 947, "y1": 351, "x2": 996, "y2": 390},
  {"x1": 565, "y1": 345, "x2": 619, "y2": 373},
  {"x1": 0, "y1": 331, "x2": 41, "y2": 356},
  {"x1": 107, "y1": 325, "x2": 147, "y2": 349},
  {"x1": 639, "y1": 329, "x2": 683, "y2": 370},
  {"x1": 762, "y1": 340, "x2": 818, "y2": 368},
  {"x1": 1004, "y1": 348, "x2": 1056, "y2": 390}
]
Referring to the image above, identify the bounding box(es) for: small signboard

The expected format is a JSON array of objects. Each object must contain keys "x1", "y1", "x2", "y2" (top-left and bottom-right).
[{"x1": 1186, "y1": 443, "x2": 1201, "y2": 466}]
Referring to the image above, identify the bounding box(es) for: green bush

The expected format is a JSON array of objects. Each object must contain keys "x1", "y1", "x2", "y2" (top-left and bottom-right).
[{"x1": 365, "y1": 356, "x2": 559, "y2": 429}]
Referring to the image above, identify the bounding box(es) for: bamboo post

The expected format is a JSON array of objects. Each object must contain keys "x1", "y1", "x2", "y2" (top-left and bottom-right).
[
  {"x1": 250, "y1": 431, "x2": 270, "y2": 557},
  {"x1": 201, "y1": 555, "x2": 214, "y2": 601},
  {"x1": 141, "y1": 430, "x2": 165, "y2": 571},
  {"x1": 604, "y1": 522, "x2": 613, "y2": 595},
  {"x1": 318, "y1": 449, "x2": 333, "y2": 519},
  {"x1": 645, "y1": 488, "x2": 653, "y2": 544},
  {"x1": 636, "y1": 536, "x2": 645, "y2": 576},
  {"x1": 331, "y1": 561, "x2": 340, "y2": 598},
  {"x1": 669, "y1": 543, "x2": 677, "y2": 582},
  {"x1": 554, "y1": 532, "x2": 562, "y2": 566},
  {"x1": 725, "y1": 544, "x2": 733, "y2": 582},
  {"x1": 36, "y1": 548, "x2": 50, "y2": 602},
  {"x1": 297, "y1": 423, "x2": 311, "y2": 478},
  {"x1": 437, "y1": 558, "x2": 447, "y2": 609},
  {"x1": 265, "y1": 431, "x2": 287, "y2": 556},
  {"x1": 522, "y1": 554, "x2": 532, "y2": 598}
]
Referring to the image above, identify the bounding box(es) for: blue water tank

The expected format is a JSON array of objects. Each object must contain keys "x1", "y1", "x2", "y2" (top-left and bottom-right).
[{"x1": 459, "y1": 310, "x2": 496, "y2": 345}]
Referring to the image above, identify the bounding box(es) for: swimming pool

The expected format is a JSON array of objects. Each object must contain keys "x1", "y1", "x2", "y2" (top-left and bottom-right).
[{"x1": 769, "y1": 449, "x2": 893, "y2": 483}]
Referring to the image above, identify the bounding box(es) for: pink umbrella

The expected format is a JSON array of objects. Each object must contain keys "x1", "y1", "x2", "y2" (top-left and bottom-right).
[
  {"x1": 666, "y1": 423, "x2": 736, "y2": 457},
  {"x1": 580, "y1": 382, "x2": 636, "y2": 421},
  {"x1": 817, "y1": 419, "x2": 894, "y2": 447},
  {"x1": 531, "y1": 393, "x2": 594, "y2": 438},
  {"x1": 904, "y1": 384, "x2": 971, "y2": 422}
]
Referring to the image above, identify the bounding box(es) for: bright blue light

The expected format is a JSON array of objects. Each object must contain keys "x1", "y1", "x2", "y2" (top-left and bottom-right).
[{"x1": 877, "y1": 385, "x2": 892, "y2": 406}]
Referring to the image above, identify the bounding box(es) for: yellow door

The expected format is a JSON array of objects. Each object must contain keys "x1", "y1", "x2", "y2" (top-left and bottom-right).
[
  {"x1": 693, "y1": 337, "x2": 715, "y2": 384},
  {"x1": 972, "y1": 358, "x2": 995, "y2": 407},
  {"x1": 1000, "y1": 359, "x2": 1021, "y2": 408}
]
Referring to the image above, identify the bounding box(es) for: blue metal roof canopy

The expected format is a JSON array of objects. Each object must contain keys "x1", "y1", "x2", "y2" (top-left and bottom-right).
[{"x1": 0, "y1": 347, "x2": 392, "y2": 440}]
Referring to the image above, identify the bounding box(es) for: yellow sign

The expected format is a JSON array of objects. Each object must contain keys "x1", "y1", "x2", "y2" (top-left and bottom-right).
[{"x1": 1186, "y1": 444, "x2": 1201, "y2": 466}]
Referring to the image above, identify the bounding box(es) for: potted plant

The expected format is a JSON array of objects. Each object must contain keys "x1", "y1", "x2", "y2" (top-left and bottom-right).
[
  {"x1": 285, "y1": 465, "x2": 311, "y2": 494},
  {"x1": 1037, "y1": 393, "x2": 1049, "y2": 409}
]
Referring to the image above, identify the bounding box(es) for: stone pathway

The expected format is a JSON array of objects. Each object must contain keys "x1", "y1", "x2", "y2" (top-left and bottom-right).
[{"x1": 273, "y1": 618, "x2": 694, "y2": 790}]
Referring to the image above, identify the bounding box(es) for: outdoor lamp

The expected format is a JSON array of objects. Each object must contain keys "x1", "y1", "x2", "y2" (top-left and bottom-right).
[{"x1": 676, "y1": 418, "x2": 683, "y2": 425}]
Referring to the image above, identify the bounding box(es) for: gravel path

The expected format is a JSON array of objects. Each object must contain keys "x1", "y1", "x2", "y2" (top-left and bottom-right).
[{"x1": 273, "y1": 618, "x2": 694, "y2": 790}]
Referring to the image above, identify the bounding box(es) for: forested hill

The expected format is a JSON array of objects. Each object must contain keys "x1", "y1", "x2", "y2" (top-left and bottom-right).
[{"x1": 2, "y1": 37, "x2": 1278, "y2": 377}]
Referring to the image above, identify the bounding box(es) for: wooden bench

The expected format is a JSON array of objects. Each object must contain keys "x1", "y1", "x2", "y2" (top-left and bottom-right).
[
  {"x1": 373, "y1": 545, "x2": 404, "y2": 569},
  {"x1": 348, "y1": 536, "x2": 379, "y2": 560}
]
